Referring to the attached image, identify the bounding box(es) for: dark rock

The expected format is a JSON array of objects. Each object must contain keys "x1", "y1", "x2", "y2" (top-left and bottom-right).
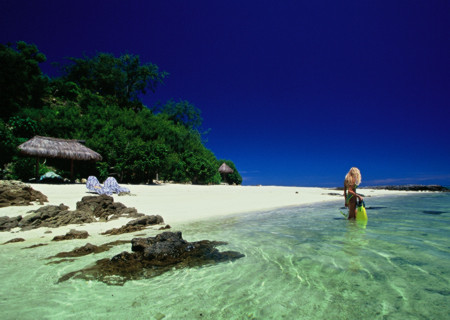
[
  {"x1": 22, "y1": 243, "x2": 48, "y2": 249},
  {"x1": 49, "y1": 240, "x2": 130, "y2": 259},
  {"x1": 159, "y1": 225, "x2": 171, "y2": 230},
  {"x1": 0, "y1": 215, "x2": 22, "y2": 231},
  {"x1": 101, "y1": 224, "x2": 146, "y2": 235},
  {"x1": 18, "y1": 204, "x2": 95, "y2": 231},
  {"x1": 2, "y1": 195, "x2": 157, "y2": 232},
  {"x1": 101, "y1": 215, "x2": 165, "y2": 235},
  {"x1": 0, "y1": 180, "x2": 48, "y2": 208},
  {"x1": 362, "y1": 185, "x2": 449, "y2": 192},
  {"x1": 75, "y1": 195, "x2": 144, "y2": 221},
  {"x1": 126, "y1": 215, "x2": 164, "y2": 226},
  {"x1": 423, "y1": 210, "x2": 446, "y2": 215},
  {"x1": 3, "y1": 238, "x2": 25, "y2": 244},
  {"x1": 52, "y1": 229, "x2": 89, "y2": 241},
  {"x1": 47, "y1": 258, "x2": 76, "y2": 264},
  {"x1": 59, "y1": 231, "x2": 245, "y2": 285}
]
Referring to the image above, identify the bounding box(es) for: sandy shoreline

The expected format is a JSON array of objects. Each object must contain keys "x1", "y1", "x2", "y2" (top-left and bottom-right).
[{"x1": 0, "y1": 183, "x2": 417, "y2": 243}]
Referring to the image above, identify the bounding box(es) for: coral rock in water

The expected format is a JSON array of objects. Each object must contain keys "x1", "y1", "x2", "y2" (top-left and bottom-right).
[
  {"x1": 52, "y1": 229, "x2": 89, "y2": 241},
  {"x1": 59, "y1": 231, "x2": 245, "y2": 285}
]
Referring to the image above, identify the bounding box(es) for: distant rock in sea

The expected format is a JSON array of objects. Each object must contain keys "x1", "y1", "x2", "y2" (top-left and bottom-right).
[{"x1": 363, "y1": 185, "x2": 449, "y2": 192}]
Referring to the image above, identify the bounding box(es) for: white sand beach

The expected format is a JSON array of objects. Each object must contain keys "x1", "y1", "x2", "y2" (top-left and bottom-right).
[{"x1": 0, "y1": 183, "x2": 416, "y2": 243}]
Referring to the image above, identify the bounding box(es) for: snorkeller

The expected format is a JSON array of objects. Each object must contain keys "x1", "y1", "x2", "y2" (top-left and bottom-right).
[{"x1": 344, "y1": 167, "x2": 364, "y2": 219}]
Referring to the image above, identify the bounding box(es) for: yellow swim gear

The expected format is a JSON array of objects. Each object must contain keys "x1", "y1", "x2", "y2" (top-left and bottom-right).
[{"x1": 356, "y1": 200, "x2": 368, "y2": 221}]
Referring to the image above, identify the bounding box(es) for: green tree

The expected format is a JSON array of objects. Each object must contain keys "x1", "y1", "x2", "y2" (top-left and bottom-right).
[
  {"x1": 159, "y1": 99, "x2": 203, "y2": 130},
  {"x1": 1, "y1": 43, "x2": 240, "y2": 185},
  {"x1": 48, "y1": 78, "x2": 81, "y2": 100},
  {"x1": 0, "y1": 41, "x2": 48, "y2": 120},
  {"x1": 183, "y1": 150, "x2": 221, "y2": 184},
  {"x1": 7, "y1": 116, "x2": 38, "y2": 139},
  {"x1": 0, "y1": 119, "x2": 17, "y2": 167},
  {"x1": 62, "y1": 53, "x2": 168, "y2": 110}
]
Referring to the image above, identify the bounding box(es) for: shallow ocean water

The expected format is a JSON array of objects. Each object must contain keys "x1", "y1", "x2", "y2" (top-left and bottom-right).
[{"x1": 1, "y1": 193, "x2": 449, "y2": 319}]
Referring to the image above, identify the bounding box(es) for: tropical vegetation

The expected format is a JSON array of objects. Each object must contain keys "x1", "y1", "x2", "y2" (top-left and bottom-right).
[{"x1": 0, "y1": 41, "x2": 242, "y2": 185}]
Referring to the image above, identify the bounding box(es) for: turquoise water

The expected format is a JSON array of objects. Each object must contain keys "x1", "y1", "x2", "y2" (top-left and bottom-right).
[{"x1": 1, "y1": 193, "x2": 449, "y2": 319}]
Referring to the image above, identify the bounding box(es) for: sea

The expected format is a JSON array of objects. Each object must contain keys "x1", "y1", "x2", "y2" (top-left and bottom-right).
[{"x1": 0, "y1": 192, "x2": 449, "y2": 320}]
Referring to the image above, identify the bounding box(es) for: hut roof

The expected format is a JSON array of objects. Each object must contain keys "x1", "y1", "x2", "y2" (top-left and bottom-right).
[
  {"x1": 18, "y1": 136, "x2": 102, "y2": 161},
  {"x1": 218, "y1": 162, "x2": 234, "y2": 174}
]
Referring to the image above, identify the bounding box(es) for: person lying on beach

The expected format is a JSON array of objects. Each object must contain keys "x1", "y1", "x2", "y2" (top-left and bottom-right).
[{"x1": 344, "y1": 167, "x2": 364, "y2": 219}]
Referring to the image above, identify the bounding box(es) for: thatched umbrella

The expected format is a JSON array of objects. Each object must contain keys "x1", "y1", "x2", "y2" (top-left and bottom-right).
[
  {"x1": 18, "y1": 136, "x2": 102, "y2": 180},
  {"x1": 218, "y1": 163, "x2": 234, "y2": 184},
  {"x1": 218, "y1": 163, "x2": 234, "y2": 174}
]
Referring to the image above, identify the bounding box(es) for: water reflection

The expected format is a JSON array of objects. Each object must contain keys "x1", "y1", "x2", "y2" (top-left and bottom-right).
[{"x1": 343, "y1": 221, "x2": 368, "y2": 272}]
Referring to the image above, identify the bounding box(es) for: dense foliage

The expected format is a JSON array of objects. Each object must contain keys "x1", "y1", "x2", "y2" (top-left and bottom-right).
[{"x1": 0, "y1": 41, "x2": 242, "y2": 185}]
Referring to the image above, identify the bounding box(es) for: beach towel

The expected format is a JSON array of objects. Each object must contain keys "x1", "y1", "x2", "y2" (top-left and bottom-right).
[
  {"x1": 104, "y1": 177, "x2": 130, "y2": 194},
  {"x1": 86, "y1": 176, "x2": 113, "y2": 195}
]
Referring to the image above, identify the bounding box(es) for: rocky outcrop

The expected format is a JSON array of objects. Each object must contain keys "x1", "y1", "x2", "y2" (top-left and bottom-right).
[
  {"x1": 2, "y1": 238, "x2": 25, "y2": 245},
  {"x1": 127, "y1": 215, "x2": 164, "y2": 226},
  {"x1": 0, "y1": 195, "x2": 163, "y2": 232},
  {"x1": 52, "y1": 229, "x2": 89, "y2": 241},
  {"x1": 75, "y1": 195, "x2": 144, "y2": 221},
  {"x1": 0, "y1": 215, "x2": 23, "y2": 231},
  {"x1": 48, "y1": 240, "x2": 129, "y2": 258},
  {"x1": 18, "y1": 204, "x2": 96, "y2": 231},
  {"x1": 0, "y1": 180, "x2": 48, "y2": 208},
  {"x1": 102, "y1": 215, "x2": 165, "y2": 235},
  {"x1": 22, "y1": 243, "x2": 48, "y2": 249},
  {"x1": 59, "y1": 231, "x2": 245, "y2": 285},
  {"x1": 101, "y1": 225, "x2": 145, "y2": 235}
]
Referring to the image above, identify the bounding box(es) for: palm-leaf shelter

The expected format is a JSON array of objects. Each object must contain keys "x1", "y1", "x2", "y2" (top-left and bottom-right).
[
  {"x1": 218, "y1": 163, "x2": 234, "y2": 174},
  {"x1": 18, "y1": 135, "x2": 102, "y2": 180}
]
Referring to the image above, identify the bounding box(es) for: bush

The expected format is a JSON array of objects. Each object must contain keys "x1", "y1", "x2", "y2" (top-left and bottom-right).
[{"x1": 10, "y1": 157, "x2": 36, "y2": 181}]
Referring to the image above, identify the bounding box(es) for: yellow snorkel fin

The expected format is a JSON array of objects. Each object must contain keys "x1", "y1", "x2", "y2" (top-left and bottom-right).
[{"x1": 356, "y1": 199, "x2": 368, "y2": 227}]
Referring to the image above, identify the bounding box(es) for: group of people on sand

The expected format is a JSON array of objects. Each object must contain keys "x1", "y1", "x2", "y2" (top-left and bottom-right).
[{"x1": 344, "y1": 167, "x2": 364, "y2": 220}]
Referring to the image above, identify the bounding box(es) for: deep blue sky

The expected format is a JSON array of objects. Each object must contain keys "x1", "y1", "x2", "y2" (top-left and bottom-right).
[{"x1": 1, "y1": 0, "x2": 449, "y2": 186}]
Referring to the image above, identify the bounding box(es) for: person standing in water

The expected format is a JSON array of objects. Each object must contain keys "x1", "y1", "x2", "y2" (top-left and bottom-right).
[{"x1": 344, "y1": 167, "x2": 364, "y2": 219}]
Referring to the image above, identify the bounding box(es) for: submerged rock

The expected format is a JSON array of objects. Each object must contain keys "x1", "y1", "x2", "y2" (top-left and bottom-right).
[
  {"x1": 101, "y1": 215, "x2": 164, "y2": 235},
  {"x1": 22, "y1": 243, "x2": 48, "y2": 249},
  {"x1": 422, "y1": 210, "x2": 446, "y2": 215},
  {"x1": 52, "y1": 229, "x2": 89, "y2": 241},
  {"x1": 2, "y1": 237, "x2": 25, "y2": 244},
  {"x1": 48, "y1": 240, "x2": 129, "y2": 259},
  {"x1": 59, "y1": 231, "x2": 245, "y2": 285},
  {"x1": 0, "y1": 180, "x2": 48, "y2": 208},
  {"x1": 101, "y1": 225, "x2": 146, "y2": 235}
]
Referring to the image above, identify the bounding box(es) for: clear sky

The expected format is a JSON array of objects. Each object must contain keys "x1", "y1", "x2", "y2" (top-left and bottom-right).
[{"x1": 1, "y1": 0, "x2": 449, "y2": 186}]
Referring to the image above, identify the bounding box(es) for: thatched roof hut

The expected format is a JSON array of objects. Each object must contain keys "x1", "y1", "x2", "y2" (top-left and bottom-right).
[
  {"x1": 18, "y1": 136, "x2": 102, "y2": 161},
  {"x1": 218, "y1": 163, "x2": 234, "y2": 174},
  {"x1": 18, "y1": 136, "x2": 102, "y2": 180}
]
